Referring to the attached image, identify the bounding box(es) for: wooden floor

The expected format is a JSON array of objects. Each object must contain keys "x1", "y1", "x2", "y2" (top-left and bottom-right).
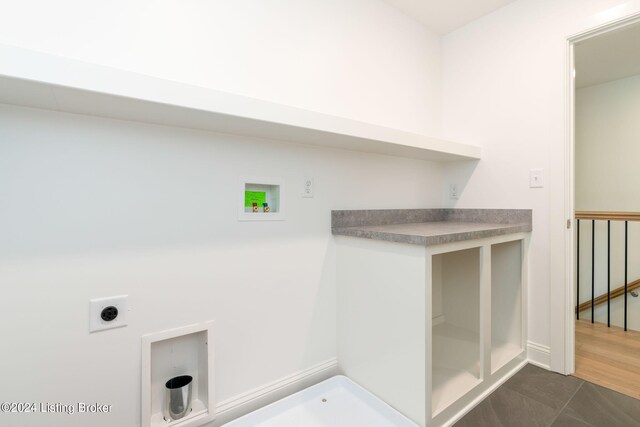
[{"x1": 574, "y1": 319, "x2": 640, "y2": 399}]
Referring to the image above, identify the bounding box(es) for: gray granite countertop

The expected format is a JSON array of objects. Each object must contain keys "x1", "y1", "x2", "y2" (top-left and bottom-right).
[{"x1": 331, "y1": 209, "x2": 532, "y2": 246}]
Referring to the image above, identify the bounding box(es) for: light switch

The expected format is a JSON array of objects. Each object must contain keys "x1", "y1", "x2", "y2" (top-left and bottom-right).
[{"x1": 529, "y1": 169, "x2": 544, "y2": 188}]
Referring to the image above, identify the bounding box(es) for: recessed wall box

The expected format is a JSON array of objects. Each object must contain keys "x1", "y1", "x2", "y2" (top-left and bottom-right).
[
  {"x1": 238, "y1": 176, "x2": 284, "y2": 221},
  {"x1": 141, "y1": 321, "x2": 215, "y2": 427}
]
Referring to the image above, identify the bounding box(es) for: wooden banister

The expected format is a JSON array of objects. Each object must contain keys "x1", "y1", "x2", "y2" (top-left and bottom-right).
[
  {"x1": 575, "y1": 211, "x2": 640, "y2": 221},
  {"x1": 576, "y1": 278, "x2": 640, "y2": 313}
]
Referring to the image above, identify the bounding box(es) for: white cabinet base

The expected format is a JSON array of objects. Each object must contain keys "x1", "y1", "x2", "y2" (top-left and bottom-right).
[{"x1": 336, "y1": 232, "x2": 529, "y2": 426}]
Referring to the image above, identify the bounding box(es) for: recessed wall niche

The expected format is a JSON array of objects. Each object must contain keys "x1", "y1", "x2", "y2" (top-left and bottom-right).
[
  {"x1": 238, "y1": 176, "x2": 284, "y2": 221},
  {"x1": 141, "y1": 321, "x2": 215, "y2": 427}
]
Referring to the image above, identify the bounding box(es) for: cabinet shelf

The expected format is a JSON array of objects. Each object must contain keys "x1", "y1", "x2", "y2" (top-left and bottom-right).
[
  {"x1": 0, "y1": 44, "x2": 481, "y2": 162},
  {"x1": 491, "y1": 240, "x2": 525, "y2": 373},
  {"x1": 491, "y1": 341, "x2": 524, "y2": 374},
  {"x1": 432, "y1": 323, "x2": 481, "y2": 416},
  {"x1": 431, "y1": 247, "x2": 481, "y2": 416}
]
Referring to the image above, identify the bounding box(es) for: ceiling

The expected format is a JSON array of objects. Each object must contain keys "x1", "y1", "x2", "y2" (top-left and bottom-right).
[
  {"x1": 382, "y1": 0, "x2": 517, "y2": 34},
  {"x1": 575, "y1": 22, "x2": 640, "y2": 88}
]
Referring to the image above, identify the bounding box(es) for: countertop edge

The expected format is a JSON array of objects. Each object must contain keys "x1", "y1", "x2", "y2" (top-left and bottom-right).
[
  {"x1": 332, "y1": 208, "x2": 532, "y2": 229},
  {"x1": 332, "y1": 222, "x2": 532, "y2": 246}
]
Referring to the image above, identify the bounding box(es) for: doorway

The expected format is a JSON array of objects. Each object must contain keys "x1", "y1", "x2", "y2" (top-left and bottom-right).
[{"x1": 568, "y1": 16, "x2": 640, "y2": 399}]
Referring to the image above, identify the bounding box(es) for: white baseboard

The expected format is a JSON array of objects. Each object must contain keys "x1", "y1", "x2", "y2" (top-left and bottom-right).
[
  {"x1": 213, "y1": 358, "x2": 338, "y2": 426},
  {"x1": 526, "y1": 341, "x2": 551, "y2": 370}
]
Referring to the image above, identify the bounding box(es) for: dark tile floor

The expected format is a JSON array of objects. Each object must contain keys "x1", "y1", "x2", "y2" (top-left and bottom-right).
[{"x1": 454, "y1": 364, "x2": 640, "y2": 427}]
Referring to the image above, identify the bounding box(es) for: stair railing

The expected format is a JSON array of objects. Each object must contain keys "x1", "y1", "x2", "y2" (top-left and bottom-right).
[{"x1": 575, "y1": 211, "x2": 640, "y2": 331}]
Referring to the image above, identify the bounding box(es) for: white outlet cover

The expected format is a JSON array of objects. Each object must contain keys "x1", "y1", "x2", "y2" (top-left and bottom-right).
[
  {"x1": 449, "y1": 184, "x2": 459, "y2": 200},
  {"x1": 302, "y1": 176, "x2": 314, "y2": 198},
  {"x1": 89, "y1": 295, "x2": 128, "y2": 332}
]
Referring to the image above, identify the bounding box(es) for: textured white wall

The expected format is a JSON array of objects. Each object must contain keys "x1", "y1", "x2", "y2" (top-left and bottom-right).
[
  {"x1": 0, "y1": 0, "x2": 442, "y2": 135},
  {"x1": 441, "y1": 0, "x2": 640, "y2": 371},
  {"x1": 0, "y1": 104, "x2": 444, "y2": 426}
]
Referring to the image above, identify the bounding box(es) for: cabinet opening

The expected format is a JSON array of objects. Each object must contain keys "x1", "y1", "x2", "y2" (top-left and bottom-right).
[
  {"x1": 491, "y1": 240, "x2": 524, "y2": 373},
  {"x1": 431, "y1": 247, "x2": 481, "y2": 416}
]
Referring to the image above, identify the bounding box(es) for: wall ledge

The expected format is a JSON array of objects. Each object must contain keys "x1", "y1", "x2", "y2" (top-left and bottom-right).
[{"x1": 0, "y1": 44, "x2": 481, "y2": 162}]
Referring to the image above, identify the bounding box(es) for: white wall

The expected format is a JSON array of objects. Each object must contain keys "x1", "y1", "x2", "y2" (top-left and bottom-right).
[
  {"x1": 7, "y1": 4, "x2": 640, "y2": 425},
  {"x1": 576, "y1": 74, "x2": 640, "y2": 211},
  {"x1": 0, "y1": 1, "x2": 448, "y2": 425},
  {"x1": 0, "y1": 104, "x2": 444, "y2": 427},
  {"x1": 0, "y1": 0, "x2": 442, "y2": 135},
  {"x1": 441, "y1": 0, "x2": 640, "y2": 371},
  {"x1": 575, "y1": 74, "x2": 640, "y2": 330}
]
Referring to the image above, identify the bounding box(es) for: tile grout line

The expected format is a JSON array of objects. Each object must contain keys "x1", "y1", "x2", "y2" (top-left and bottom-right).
[
  {"x1": 498, "y1": 382, "x2": 564, "y2": 424},
  {"x1": 546, "y1": 380, "x2": 587, "y2": 426}
]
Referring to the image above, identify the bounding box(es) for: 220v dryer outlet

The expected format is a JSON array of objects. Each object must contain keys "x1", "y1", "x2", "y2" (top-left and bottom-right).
[{"x1": 89, "y1": 295, "x2": 128, "y2": 332}]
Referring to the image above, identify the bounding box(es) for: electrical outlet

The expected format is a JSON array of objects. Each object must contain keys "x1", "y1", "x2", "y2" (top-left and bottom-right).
[
  {"x1": 302, "y1": 176, "x2": 314, "y2": 198},
  {"x1": 449, "y1": 184, "x2": 459, "y2": 200},
  {"x1": 89, "y1": 295, "x2": 128, "y2": 332}
]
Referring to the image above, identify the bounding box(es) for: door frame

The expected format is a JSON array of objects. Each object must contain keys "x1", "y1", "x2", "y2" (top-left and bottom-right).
[{"x1": 561, "y1": 11, "x2": 640, "y2": 375}]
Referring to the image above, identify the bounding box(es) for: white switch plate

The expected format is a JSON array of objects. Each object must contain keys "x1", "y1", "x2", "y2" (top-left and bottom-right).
[
  {"x1": 89, "y1": 295, "x2": 128, "y2": 332},
  {"x1": 302, "y1": 176, "x2": 314, "y2": 198},
  {"x1": 449, "y1": 184, "x2": 459, "y2": 200},
  {"x1": 529, "y1": 169, "x2": 544, "y2": 188}
]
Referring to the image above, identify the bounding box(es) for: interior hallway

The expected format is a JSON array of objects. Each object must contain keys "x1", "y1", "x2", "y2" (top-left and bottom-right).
[{"x1": 574, "y1": 319, "x2": 640, "y2": 400}]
